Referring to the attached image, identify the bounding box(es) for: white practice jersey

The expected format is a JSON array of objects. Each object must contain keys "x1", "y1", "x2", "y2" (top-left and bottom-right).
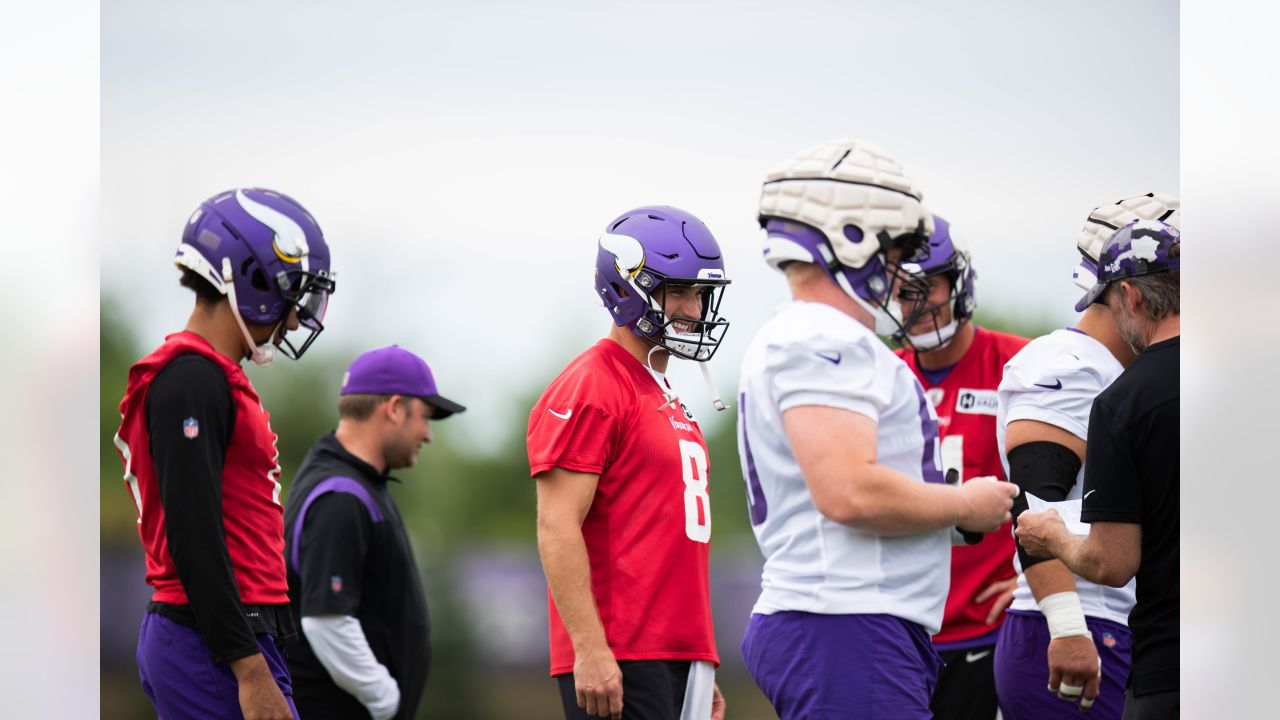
[
  {"x1": 737, "y1": 301, "x2": 950, "y2": 634},
  {"x1": 996, "y1": 328, "x2": 1136, "y2": 625}
]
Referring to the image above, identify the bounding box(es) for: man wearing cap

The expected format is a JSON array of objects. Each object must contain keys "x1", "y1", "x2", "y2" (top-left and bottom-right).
[
  {"x1": 1017, "y1": 219, "x2": 1181, "y2": 720},
  {"x1": 993, "y1": 196, "x2": 1179, "y2": 719},
  {"x1": 283, "y1": 345, "x2": 466, "y2": 720}
]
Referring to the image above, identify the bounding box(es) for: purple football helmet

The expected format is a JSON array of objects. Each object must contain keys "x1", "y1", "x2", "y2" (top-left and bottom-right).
[
  {"x1": 175, "y1": 188, "x2": 335, "y2": 364},
  {"x1": 893, "y1": 215, "x2": 977, "y2": 350},
  {"x1": 595, "y1": 206, "x2": 730, "y2": 362},
  {"x1": 1075, "y1": 219, "x2": 1180, "y2": 311}
]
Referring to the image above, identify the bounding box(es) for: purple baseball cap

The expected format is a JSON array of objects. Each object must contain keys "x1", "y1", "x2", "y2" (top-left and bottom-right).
[{"x1": 340, "y1": 345, "x2": 466, "y2": 419}]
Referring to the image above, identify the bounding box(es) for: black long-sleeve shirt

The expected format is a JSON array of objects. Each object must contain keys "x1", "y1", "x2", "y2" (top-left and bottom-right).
[{"x1": 145, "y1": 355, "x2": 291, "y2": 662}]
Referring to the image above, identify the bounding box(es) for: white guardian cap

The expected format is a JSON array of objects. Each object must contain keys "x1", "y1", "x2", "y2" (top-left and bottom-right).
[
  {"x1": 1073, "y1": 192, "x2": 1179, "y2": 294},
  {"x1": 758, "y1": 138, "x2": 934, "y2": 337}
]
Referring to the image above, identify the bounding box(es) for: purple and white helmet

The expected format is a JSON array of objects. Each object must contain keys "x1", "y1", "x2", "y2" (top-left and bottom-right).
[
  {"x1": 595, "y1": 206, "x2": 730, "y2": 361},
  {"x1": 894, "y1": 215, "x2": 977, "y2": 350},
  {"x1": 1073, "y1": 192, "x2": 1179, "y2": 297},
  {"x1": 175, "y1": 188, "x2": 335, "y2": 364},
  {"x1": 757, "y1": 138, "x2": 933, "y2": 337}
]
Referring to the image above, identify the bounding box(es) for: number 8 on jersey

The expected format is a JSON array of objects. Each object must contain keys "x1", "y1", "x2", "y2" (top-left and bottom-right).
[{"x1": 680, "y1": 440, "x2": 711, "y2": 543}]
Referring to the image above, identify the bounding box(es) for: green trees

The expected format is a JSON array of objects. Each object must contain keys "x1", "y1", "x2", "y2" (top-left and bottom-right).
[{"x1": 100, "y1": 295, "x2": 1055, "y2": 718}]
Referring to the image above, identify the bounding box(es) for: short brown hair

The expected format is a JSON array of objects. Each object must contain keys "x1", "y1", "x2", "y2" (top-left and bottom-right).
[{"x1": 337, "y1": 393, "x2": 393, "y2": 421}]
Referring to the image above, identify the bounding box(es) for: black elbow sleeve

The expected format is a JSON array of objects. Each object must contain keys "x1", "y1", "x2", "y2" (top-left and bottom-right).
[{"x1": 1008, "y1": 441, "x2": 1082, "y2": 570}]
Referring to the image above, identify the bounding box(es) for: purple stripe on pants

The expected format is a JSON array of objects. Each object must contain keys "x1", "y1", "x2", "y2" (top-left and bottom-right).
[
  {"x1": 137, "y1": 612, "x2": 299, "y2": 720},
  {"x1": 994, "y1": 609, "x2": 1131, "y2": 720},
  {"x1": 742, "y1": 611, "x2": 942, "y2": 719}
]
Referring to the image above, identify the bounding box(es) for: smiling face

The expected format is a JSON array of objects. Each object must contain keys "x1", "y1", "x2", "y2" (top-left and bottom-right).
[
  {"x1": 381, "y1": 396, "x2": 434, "y2": 470},
  {"x1": 660, "y1": 283, "x2": 707, "y2": 335}
]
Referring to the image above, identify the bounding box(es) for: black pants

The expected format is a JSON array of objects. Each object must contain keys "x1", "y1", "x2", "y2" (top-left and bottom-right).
[
  {"x1": 1122, "y1": 689, "x2": 1179, "y2": 720},
  {"x1": 556, "y1": 660, "x2": 691, "y2": 720},
  {"x1": 930, "y1": 643, "x2": 999, "y2": 720}
]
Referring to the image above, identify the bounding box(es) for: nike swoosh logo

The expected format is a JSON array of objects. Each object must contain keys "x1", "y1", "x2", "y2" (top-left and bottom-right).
[
  {"x1": 1033, "y1": 379, "x2": 1063, "y2": 390},
  {"x1": 1084, "y1": 489, "x2": 1097, "y2": 500},
  {"x1": 816, "y1": 352, "x2": 841, "y2": 365},
  {"x1": 965, "y1": 649, "x2": 992, "y2": 663},
  {"x1": 548, "y1": 408, "x2": 572, "y2": 420}
]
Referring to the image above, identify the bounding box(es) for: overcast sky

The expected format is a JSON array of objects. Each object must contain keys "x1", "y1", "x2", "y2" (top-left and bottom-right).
[{"x1": 101, "y1": 0, "x2": 1177, "y2": 443}]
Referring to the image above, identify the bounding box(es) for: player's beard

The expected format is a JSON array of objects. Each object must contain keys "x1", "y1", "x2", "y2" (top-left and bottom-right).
[
  {"x1": 383, "y1": 435, "x2": 421, "y2": 471},
  {"x1": 1112, "y1": 304, "x2": 1152, "y2": 354}
]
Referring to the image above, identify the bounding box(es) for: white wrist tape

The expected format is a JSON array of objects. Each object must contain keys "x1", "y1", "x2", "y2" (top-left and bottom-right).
[{"x1": 1038, "y1": 591, "x2": 1091, "y2": 640}]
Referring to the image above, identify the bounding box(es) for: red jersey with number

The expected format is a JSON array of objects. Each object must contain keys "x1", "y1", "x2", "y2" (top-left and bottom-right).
[
  {"x1": 527, "y1": 339, "x2": 719, "y2": 675},
  {"x1": 114, "y1": 332, "x2": 289, "y2": 605},
  {"x1": 896, "y1": 326, "x2": 1029, "y2": 644}
]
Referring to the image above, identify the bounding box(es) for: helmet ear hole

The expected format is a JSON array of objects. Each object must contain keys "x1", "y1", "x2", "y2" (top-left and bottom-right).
[
  {"x1": 610, "y1": 281, "x2": 630, "y2": 299},
  {"x1": 239, "y1": 256, "x2": 269, "y2": 292},
  {"x1": 250, "y1": 268, "x2": 269, "y2": 292}
]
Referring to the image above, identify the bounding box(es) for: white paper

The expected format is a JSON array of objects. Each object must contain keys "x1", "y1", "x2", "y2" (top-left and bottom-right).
[{"x1": 1025, "y1": 491, "x2": 1091, "y2": 537}]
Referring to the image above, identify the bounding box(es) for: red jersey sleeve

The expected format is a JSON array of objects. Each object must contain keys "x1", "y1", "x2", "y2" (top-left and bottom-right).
[{"x1": 527, "y1": 364, "x2": 620, "y2": 477}]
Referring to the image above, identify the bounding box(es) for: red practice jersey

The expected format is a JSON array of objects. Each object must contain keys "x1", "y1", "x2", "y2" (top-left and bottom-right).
[
  {"x1": 115, "y1": 332, "x2": 289, "y2": 605},
  {"x1": 527, "y1": 339, "x2": 719, "y2": 675},
  {"x1": 897, "y1": 326, "x2": 1030, "y2": 645}
]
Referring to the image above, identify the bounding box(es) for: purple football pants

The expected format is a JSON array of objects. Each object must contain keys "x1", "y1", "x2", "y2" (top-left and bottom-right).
[
  {"x1": 994, "y1": 610, "x2": 1132, "y2": 720},
  {"x1": 137, "y1": 612, "x2": 299, "y2": 720},
  {"x1": 742, "y1": 611, "x2": 942, "y2": 719}
]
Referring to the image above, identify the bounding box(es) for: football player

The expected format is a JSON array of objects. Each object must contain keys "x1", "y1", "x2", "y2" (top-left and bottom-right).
[
  {"x1": 1016, "y1": 219, "x2": 1181, "y2": 719},
  {"x1": 114, "y1": 188, "x2": 335, "y2": 720},
  {"x1": 993, "y1": 194, "x2": 1178, "y2": 718},
  {"x1": 892, "y1": 216, "x2": 1030, "y2": 720},
  {"x1": 527, "y1": 206, "x2": 730, "y2": 720},
  {"x1": 737, "y1": 138, "x2": 1017, "y2": 719}
]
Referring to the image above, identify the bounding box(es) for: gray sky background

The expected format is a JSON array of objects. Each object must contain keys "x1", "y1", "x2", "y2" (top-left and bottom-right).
[{"x1": 102, "y1": 0, "x2": 1178, "y2": 445}]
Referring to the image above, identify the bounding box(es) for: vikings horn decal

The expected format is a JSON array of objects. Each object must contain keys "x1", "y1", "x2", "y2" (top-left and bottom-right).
[
  {"x1": 599, "y1": 232, "x2": 645, "y2": 278},
  {"x1": 236, "y1": 189, "x2": 310, "y2": 269}
]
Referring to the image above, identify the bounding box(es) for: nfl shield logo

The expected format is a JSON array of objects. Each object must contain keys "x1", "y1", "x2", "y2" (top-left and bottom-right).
[
  {"x1": 182, "y1": 418, "x2": 199, "y2": 440},
  {"x1": 1102, "y1": 631, "x2": 1116, "y2": 648},
  {"x1": 330, "y1": 576, "x2": 343, "y2": 593}
]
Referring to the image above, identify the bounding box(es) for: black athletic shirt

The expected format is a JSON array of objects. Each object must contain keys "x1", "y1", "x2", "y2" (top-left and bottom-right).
[
  {"x1": 283, "y1": 432, "x2": 430, "y2": 720},
  {"x1": 1081, "y1": 336, "x2": 1179, "y2": 696},
  {"x1": 145, "y1": 355, "x2": 295, "y2": 662}
]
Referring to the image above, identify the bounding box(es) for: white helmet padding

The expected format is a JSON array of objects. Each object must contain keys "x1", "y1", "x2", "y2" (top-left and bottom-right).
[
  {"x1": 759, "y1": 138, "x2": 934, "y2": 272},
  {"x1": 758, "y1": 138, "x2": 933, "y2": 338},
  {"x1": 1074, "y1": 192, "x2": 1180, "y2": 292}
]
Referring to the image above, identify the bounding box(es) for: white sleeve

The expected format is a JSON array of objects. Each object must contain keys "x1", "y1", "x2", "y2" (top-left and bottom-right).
[
  {"x1": 999, "y1": 359, "x2": 1104, "y2": 441},
  {"x1": 766, "y1": 332, "x2": 889, "y2": 421},
  {"x1": 300, "y1": 615, "x2": 400, "y2": 720}
]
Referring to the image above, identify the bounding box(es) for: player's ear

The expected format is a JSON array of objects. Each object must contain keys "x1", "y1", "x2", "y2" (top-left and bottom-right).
[
  {"x1": 383, "y1": 395, "x2": 406, "y2": 423},
  {"x1": 1121, "y1": 281, "x2": 1142, "y2": 313}
]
